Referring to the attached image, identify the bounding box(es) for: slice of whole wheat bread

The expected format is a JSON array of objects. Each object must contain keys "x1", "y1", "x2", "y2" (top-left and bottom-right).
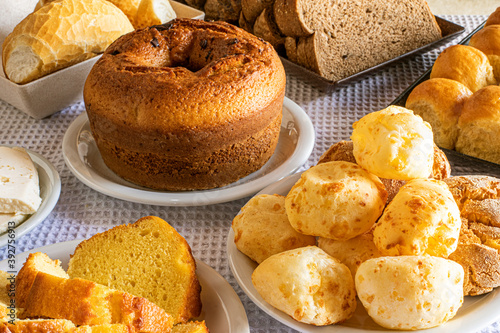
[{"x1": 276, "y1": 0, "x2": 442, "y2": 81}]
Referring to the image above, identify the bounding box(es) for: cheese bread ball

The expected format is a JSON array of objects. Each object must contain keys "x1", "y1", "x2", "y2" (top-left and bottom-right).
[
  {"x1": 373, "y1": 178, "x2": 461, "y2": 257},
  {"x1": 285, "y1": 161, "x2": 387, "y2": 240},
  {"x1": 318, "y1": 231, "x2": 382, "y2": 278},
  {"x1": 252, "y1": 246, "x2": 357, "y2": 326},
  {"x1": 232, "y1": 194, "x2": 316, "y2": 263},
  {"x1": 351, "y1": 105, "x2": 434, "y2": 180},
  {"x1": 355, "y1": 256, "x2": 464, "y2": 330}
]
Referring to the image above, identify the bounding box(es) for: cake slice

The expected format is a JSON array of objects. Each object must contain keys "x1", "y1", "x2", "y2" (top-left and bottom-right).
[
  {"x1": 0, "y1": 319, "x2": 76, "y2": 333},
  {"x1": 15, "y1": 252, "x2": 173, "y2": 333},
  {"x1": 16, "y1": 252, "x2": 69, "y2": 309},
  {"x1": 0, "y1": 321, "x2": 135, "y2": 333},
  {"x1": 67, "y1": 216, "x2": 202, "y2": 324},
  {"x1": 171, "y1": 321, "x2": 209, "y2": 333}
]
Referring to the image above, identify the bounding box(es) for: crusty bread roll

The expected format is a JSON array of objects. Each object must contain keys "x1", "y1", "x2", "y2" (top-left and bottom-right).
[
  {"x1": 405, "y1": 78, "x2": 473, "y2": 150},
  {"x1": 469, "y1": 25, "x2": 500, "y2": 82},
  {"x1": 34, "y1": 0, "x2": 175, "y2": 29},
  {"x1": 2, "y1": 0, "x2": 133, "y2": 84},
  {"x1": 455, "y1": 85, "x2": 500, "y2": 164},
  {"x1": 351, "y1": 105, "x2": 434, "y2": 180},
  {"x1": 430, "y1": 44, "x2": 497, "y2": 93},
  {"x1": 318, "y1": 231, "x2": 382, "y2": 278},
  {"x1": 252, "y1": 246, "x2": 357, "y2": 326},
  {"x1": 285, "y1": 161, "x2": 387, "y2": 240},
  {"x1": 355, "y1": 256, "x2": 464, "y2": 330},
  {"x1": 373, "y1": 178, "x2": 461, "y2": 257},
  {"x1": 232, "y1": 194, "x2": 316, "y2": 264},
  {"x1": 445, "y1": 175, "x2": 500, "y2": 296}
]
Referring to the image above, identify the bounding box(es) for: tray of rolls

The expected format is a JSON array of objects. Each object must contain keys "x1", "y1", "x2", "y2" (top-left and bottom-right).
[{"x1": 392, "y1": 9, "x2": 500, "y2": 167}]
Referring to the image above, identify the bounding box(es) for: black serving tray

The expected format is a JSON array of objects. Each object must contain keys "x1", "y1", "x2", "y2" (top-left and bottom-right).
[{"x1": 281, "y1": 16, "x2": 465, "y2": 87}]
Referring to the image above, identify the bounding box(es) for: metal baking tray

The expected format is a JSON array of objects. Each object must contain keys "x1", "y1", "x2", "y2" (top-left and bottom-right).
[
  {"x1": 280, "y1": 16, "x2": 465, "y2": 87},
  {"x1": 389, "y1": 20, "x2": 500, "y2": 172}
]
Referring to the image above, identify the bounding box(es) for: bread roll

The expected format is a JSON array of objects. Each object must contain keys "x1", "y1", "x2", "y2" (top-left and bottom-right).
[
  {"x1": 430, "y1": 44, "x2": 497, "y2": 92},
  {"x1": 405, "y1": 78, "x2": 473, "y2": 149},
  {"x1": 318, "y1": 231, "x2": 382, "y2": 278},
  {"x1": 285, "y1": 161, "x2": 387, "y2": 240},
  {"x1": 455, "y1": 85, "x2": 500, "y2": 164},
  {"x1": 252, "y1": 246, "x2": 357, "y2": 326},
  {"x1": 485, "y1": 6, "x2": 500, "y2": 26},
  {"x1": 373, "y1": 178, "x2": 461, "y2": 257},
  {"x1": 2, "y1": 0, "x2": 133, "y2": 84},
  {"x1": 232, "y1": 194, "x2": 316, "y2": 264},
  {"x1": 351, "y1": 105, "x2": 434, "y2": 180},
  {"x1": 469, "y1": 25, "x2": 500, "y2": 82},
  {"x1": 355, "y1": 256, "x2": 464, "y2": 330}
]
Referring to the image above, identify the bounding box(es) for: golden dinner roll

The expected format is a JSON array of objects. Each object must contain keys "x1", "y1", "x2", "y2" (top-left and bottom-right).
[
  {"x1": 285, "y1": 161, "x2": 387, "y2": 240},
  {"x1": 405, "y1": 78, "x2": 473, "y2": 149},
  {"x1": 455, "y1": 85, "x2": 500, "y2": 164},
  {"x1": 469, "y1": 25, "x2": 500, "y2": 82},
  {"x1": 430, "y1": 44, "x2": 496, "y2": 92},
  {"x1": 485, "y1": 7, "x2": 500, "y2": 26},
  {"x1": 355, "y1": 256, "x2": 464, "y2": 330},
  {"x1": 351, "y1": 106, "x2": 434, "y2": 180},
  {"x1": 318, "y1": 231, "x2": 382, "y2": 278},
  {"x1": 373, "y1": 178, "x2": 461, "y2": 257},
  {"x1": 252, "y1": 246, "x2": 357, "y2": 326},
  {"x1": 232, "y1": 194, "x2": 316, "y2": 264}
]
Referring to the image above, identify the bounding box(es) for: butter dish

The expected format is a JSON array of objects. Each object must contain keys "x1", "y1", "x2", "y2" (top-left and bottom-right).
[{"x1": 0, "y1": 146, "x2": 61, "y2": 248}]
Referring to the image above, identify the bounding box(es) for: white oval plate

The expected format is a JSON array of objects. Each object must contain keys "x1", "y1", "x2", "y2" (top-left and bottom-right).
[
  {"x1": 227, "y1": 172, "x2": 500, "y2": 333},
  {"x1": 1, "y1": 239, "x2": 249, "y2": 333},
  {"x1": 0, "y1": 146, "x2": 61, "y2": 248},
  {"x1": 62, "y1": 97, "x2": 315, "y2": 206}
]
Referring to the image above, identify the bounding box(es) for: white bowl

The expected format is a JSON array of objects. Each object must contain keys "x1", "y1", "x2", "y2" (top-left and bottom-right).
[{"x1": 0, "y1": 1, "x2": 205, "y2": 119}]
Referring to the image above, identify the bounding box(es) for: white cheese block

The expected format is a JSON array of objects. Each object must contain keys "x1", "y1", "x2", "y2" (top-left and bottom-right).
[
  {"x1": 0, "y1": 147, "x2": 42, "y2": 214},
  {"x1": 0, "y1": 213, "x2": 29, "y2": 234}
]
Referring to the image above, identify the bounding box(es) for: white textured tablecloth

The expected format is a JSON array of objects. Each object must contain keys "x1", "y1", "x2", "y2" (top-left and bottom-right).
[{"x1": 1, "y1": 15, "x2": 498, "y2": 333}]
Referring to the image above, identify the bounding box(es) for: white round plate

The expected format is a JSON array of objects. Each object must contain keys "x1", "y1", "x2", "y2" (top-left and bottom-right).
[
  {"x1": 227, "y1": 172, "x2": 500, "y2": 333},
  {"x1": 0, "y1": 146, "x2": 61, "y2": 248},
  {"x1": 1, "y1": 239, "x2": 249, "y2": 333},
  {"x1": 62, "y1": 97, "x2": 315, "y2": 206}
]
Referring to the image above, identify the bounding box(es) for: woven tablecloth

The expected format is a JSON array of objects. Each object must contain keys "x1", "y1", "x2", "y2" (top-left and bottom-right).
[{"x1": 1, "y1": 15, "x2": 498, "y2": 333}]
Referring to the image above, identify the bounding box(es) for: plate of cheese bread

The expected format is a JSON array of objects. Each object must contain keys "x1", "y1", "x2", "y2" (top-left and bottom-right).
[
  {"x1": 228, "y1": 105, "x2": 500, "y2": 332},
  {"x1": 0, "y1": 146, "x2": 61, "y2": 249},
  {"x1": 0, "y1": 216, "x2": 249, "y2": 333}
]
